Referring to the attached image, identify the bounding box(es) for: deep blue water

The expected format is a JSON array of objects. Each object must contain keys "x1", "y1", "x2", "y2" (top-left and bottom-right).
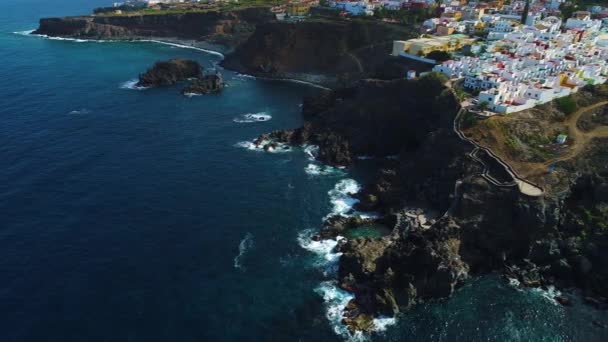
[{"x1": 1, "y1": 1, "x2": 607, "y2": 341}]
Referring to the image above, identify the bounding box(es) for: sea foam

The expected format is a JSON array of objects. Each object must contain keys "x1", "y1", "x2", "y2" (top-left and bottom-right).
[
  {"x1": 233, "y1": 112, "x2": 272, "y2": 123},
  {"x1": 120, "y1": 79, "x2": 148, "y2": 90},
  {"x1": 234, "y1": 233, "x2": 254, "y2": 270}
]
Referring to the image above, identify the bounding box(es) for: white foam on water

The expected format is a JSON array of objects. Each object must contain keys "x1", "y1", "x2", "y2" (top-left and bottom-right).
[
  {"x1": 13, "y1": 30, "x2": 35, "y2": 36},
  {"x1": 233, "y1": 112, "x2": 272, "y2": 123},
  {"x1": 68, "y1": 109, "x2": 91, "y2": 115},
  {"x1": 531, "y1": 285, "x2": 562, "y2": 305},
  {"x1": 297, "y1": 229, "x2": 344, "y2": 265},
  {"x1": 234, "y1": 141, "x2": 260, "y2": 151},
  {"x1": 372, "y1": 316, "x2": 397, "y2": 332},
  {"x1": 235, "y1": 73, "x2": 256, "y2": 80},
  {"x1": 326, "y1": 179, "x2": 361, "y2": 218},
  {"x1": 145, "y1": 40, "x2": 225, "y2": 58},
  {"x1": 234, "y1": 233, "x2": 254, "y2": 270},
  {"x1": 303, "y1": 144, "x2": 319, "y2": 161},
  {"x1": 305, "y1": 163, "x2": 345, "y2": 177},
  {"x1": 315, "y1": 281, "x2": 364, "y2": 341},
  {"x1": 234, "y1": 140, "x2": 292, "y2": 153},
  {"x1": 120, "y1": 79, "x2": 148, "y2": 90},
  {"x1": 183, "y1": 92, "x2": 202, "y2": 98}
]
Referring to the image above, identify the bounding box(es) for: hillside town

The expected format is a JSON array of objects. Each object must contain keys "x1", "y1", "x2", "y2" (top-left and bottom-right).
[{"x1": 107, "y1": 0, "x2": 608, "y2": 114}]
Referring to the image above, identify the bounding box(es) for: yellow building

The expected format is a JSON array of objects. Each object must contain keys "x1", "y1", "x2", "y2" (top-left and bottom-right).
[
  {"x1": 391, "y1": 35, "x2": 476, "y2": 57},
  {"x1": 286, "y1": 2, "x2": 311, "y2": 16}
]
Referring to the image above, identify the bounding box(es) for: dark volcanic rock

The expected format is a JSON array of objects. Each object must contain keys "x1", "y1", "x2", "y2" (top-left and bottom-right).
[
  {"x1": 255, "y1": 74, "x2": 460, "y2": 168},
  {"x1": 34, "y1": 8, "x2": 275, "y2": 50},
  {"x1": 137, "y1": 59, "x2": 203, "y2": 87},
  {"x1": 182, "y1": 73, "x2": 224, "y2": 95}
]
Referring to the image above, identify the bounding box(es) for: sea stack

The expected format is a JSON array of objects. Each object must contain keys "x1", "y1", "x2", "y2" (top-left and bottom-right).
[{"x1": 136, "y1": 59, "x2": 204, "y2": 88}]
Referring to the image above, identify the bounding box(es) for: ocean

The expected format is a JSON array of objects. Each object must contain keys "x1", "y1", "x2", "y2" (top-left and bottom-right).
[{"x1": 1, "y1": 1, "x2": 606, "y2": 341}]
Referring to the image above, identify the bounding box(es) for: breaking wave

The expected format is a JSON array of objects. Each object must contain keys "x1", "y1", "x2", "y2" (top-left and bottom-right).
[
  {"x1": 233, "y1": 112, "x2": 272, "y2": 123},
  {"x1": 68, "y1": 108, "x2": 91, "y2": 115},
  {"x1": 234, "y1": 233, "x2": 254, "y2": 270},
  {"x1": 304, "y1": 163, "x2": 345, "y2": 177},
  {"x1": 234, "y1": 140, "x2": 292, "y2": 153},
  {"x1": 120, "y1": 79, "x2": 147, "y2": 90}
]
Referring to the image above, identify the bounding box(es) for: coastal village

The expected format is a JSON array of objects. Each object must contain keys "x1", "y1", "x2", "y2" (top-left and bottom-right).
[{"x1": 108, "y1": 0, "x2": 608, "y2": 116}]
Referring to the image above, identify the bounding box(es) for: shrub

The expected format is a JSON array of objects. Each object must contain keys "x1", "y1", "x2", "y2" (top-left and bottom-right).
[{"x1": 556, "y1": 96, "x2": 577, "y2": 115}]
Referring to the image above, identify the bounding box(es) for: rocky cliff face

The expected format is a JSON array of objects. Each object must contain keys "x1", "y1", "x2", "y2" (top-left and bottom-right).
[
  {"x1": 34, "y1": 7, "x2": 274, "y2": 50},
  {"x1": 255, "y1": 76, "x2": 608, "y2": 329},
  {"x1": 221, "y1": 19, "x2": 418, "y2": 87}
]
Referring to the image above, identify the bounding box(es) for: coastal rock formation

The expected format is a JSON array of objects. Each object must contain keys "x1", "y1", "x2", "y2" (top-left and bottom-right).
[
  {"x1": 137, "y1": 59, "x2": 224, "y2": 95},
  {"x1": 137, "y1": 59, "x2": 203, "y2": 87},
  {"x1": 182, "y1": 72, "x2": 223, "y2": 95},
  {"x1": 255, "y1": 73, "x2": 458, "y2": 167},
  {"x1": 222, "y1": 19, "x2": 419, "y2": 87},
  {"x1": 255, "y1": 74, "x2": 608, "y2": 329},
  {"x1": 33, "y1": 7, "x2": 275, "y2": 50}
]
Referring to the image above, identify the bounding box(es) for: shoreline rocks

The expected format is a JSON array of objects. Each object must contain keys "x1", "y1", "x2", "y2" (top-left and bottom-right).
[
  {"x1": 137, "y1": 58, "x2": 224, "y2": 95},
  {"x1": 137, "y1": 59, "x2": 203, "y2": 88}
]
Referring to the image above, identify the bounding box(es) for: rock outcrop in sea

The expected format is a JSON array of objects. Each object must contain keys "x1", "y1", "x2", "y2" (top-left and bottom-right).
[
  {"x1": 137, "y1": 59, "x2": 203, "y2": 87},
  {"x1": 137, "y1": 58, "x2": 223, "y2": 95}
]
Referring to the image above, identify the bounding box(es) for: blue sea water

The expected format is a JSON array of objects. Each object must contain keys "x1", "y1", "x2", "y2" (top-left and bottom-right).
[{"x1": 1, "y1": 1, "x2": 607, "y2": 341}]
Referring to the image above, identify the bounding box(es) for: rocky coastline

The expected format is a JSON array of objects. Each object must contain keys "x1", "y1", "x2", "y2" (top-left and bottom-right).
[
  {"x1": 253, "y1": 74, "x2": 608, "y2": 331},
  {"x1": 32, "y1": 6, "x2": 608, "y2": 333},
  {"x1": 32, "y1": 9, "x2": 424, "y2": 89}
]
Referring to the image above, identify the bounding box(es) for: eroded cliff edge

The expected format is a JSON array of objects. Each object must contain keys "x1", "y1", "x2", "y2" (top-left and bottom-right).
[{"x1": 33, "y1": 7, "x2": 275, "y2": 52}]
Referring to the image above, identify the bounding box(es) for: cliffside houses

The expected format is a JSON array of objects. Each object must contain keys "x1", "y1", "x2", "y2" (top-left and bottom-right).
[
  {"x1": 392, "y1": 34, "x2": 476, "y2": 58},
  {"x1": 432, "y1": 16, "x2": 608, "y2": 114}
]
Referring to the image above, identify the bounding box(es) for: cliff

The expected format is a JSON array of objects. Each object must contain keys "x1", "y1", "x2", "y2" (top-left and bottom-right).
[
  {"x1": 254, "y1": 76, "x2": 608, "y2": 330},
  {"x1": 221, "y1": 19, "x2": 419, "y2": 87},
  {"x1": 33, "y1": 7, "x2": 274, "y2": 50}
]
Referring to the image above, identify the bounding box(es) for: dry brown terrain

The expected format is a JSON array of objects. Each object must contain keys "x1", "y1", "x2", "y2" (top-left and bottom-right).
[{"x1": 463, "y1": 86, "x2": 608, "y2": 191}]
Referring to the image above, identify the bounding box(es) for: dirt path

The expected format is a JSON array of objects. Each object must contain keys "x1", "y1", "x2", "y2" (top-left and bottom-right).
[{"x1": 538, "y1": 101, "x2": 608, "y2": 169}]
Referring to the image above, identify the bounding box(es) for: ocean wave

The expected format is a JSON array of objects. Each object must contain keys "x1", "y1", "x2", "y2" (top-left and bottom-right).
[
  {"x1": 314, "y1": 281, "x2": 394, "y2": 341},
  {"x1": 120, "y1": 79, "x2": 148, "y2": 90},
  {"x1": 530, "y1": 285, "x2": 562, "y2": 305},
  {"x1": 68, "y1": 108, "x2": 91, "y2": 115},
  {"x1": 303, "y1": 144, "x2": 319, "y2": 161},
  {"x1": 298, "y1": 229, "x2": 344, "y2": 270},
  {"x1": 234, "y1": 140, "x2": 292, "y2": 153},
  {"x1": 326, "y1": 179, "x2": 361, "y2": 218},
  {"x1": 13, "y1": 30, "x2": 224, "y2": 58},
  {"x1": 234, "y1": 233, "x2": 254, "y2": 270},
  {"x1": 304, "y1": 163, "x2": 345, "y2": 177},
  {"x1": 183, "y1": 92, "x2": 202, "y2": 98},
  {"x1": 235, "y1": 73, "x2": 256, "y2": 80},
  {"x1": 13, "y1": 29, "x2": 35, "y2": 36},
  {"x1": 145, "y1": 40, "x2": 224, "y2": 58},
  {"x1": 233, "y1": 112, "x2": 272, "y2": 123}
]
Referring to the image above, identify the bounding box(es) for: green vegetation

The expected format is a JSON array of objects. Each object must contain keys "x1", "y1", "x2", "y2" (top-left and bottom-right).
[
  {"x1": 461, "y1": 111, "x2": 479, "y2": 128},
  {"x1": 556, "y1": 95, "x2": 577, "y2": 115},
  {"x1": 478, "y1": 101, "x2": 489, "y2": 110},
  {"x1": 96, "y1": 0, "x2": 286, "y2": 17},
  {"x1": 582, "y1": 206, "x2": 608, "y2": 235},
  {"x1": 426, "y1": 50, "x2": 452, "y2": 62},
  {"x1": 373, "y1": 7, "x2": 434, "y2": 25},
  {"x1": 420, "y1": 71, "x2": 448, "y2": 84}
]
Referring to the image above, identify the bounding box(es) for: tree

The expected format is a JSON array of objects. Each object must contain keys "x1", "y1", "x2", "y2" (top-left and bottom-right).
[
  {"x1": 478, "y1": 101, "x2": 489, "y2": 110},
  {"x1": 521, "y1": 0, "x2": 530, "y2": 24},
  {"x1": 426, "y1": 50, "x2": 452, "y2": 62}
]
